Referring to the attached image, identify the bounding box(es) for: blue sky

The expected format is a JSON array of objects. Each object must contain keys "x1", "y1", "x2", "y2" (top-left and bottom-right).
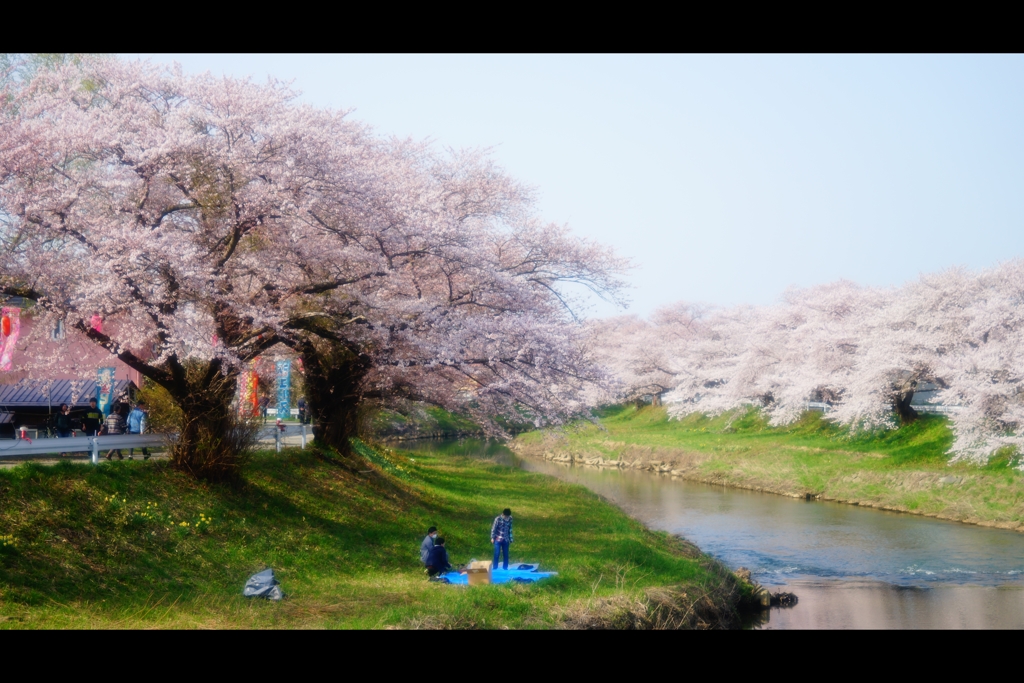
[{"x1": 128, "y1": 54, "x2": 1024, "y2": 318}]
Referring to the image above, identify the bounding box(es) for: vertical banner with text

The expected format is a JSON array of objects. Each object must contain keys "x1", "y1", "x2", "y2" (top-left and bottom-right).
[
  {"x1": 276, "y1": 360, "x2": 291, "y2": 420},
  {"x1": 0, "y1": 307, "x2": 21, "y2": 371},
  {"x1": 238, "y1": 367, "x2": 259, "y2": 417},
  {"x1": 96, "y1": 367, "x2": 116, "y2": 416}
]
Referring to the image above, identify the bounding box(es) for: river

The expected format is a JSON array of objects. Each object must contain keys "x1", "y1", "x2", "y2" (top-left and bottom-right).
[{"x1": 400, "y1": 438, "x2": 1024, "y2": 629}]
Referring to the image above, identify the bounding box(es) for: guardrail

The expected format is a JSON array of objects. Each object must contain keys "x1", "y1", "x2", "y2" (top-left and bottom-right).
[
  {"x1": 911, "y1": 404, "x2": 963, "y2": 414},
  {"x1": 0, "y1": 434, "x2": 169, "y2": 464},
  {"x1": 257, "y1": 424, "x2": 311, "y2": 452},
  {"x1": 0, "y1": 424, "x2": 313, "y2": 464},
  {"x1": 805, "y1": 401, "x2": 963, "y2": 414}
]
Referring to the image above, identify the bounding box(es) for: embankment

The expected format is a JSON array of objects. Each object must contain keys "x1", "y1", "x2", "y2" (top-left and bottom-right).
[
  {"x1": 0, "y1": 440, "x2": 746, "y2": 629},
  {"x1": 369, "y1": 401, "x2": 485, "y2": 440},
  {"x1": 512, "y1": 406, "x2": 1024, "y2": 532}
]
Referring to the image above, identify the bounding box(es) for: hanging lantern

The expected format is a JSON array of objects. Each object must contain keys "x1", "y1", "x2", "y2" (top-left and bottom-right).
[{"x1": 1, "y1": 314, "x2": 9, "y2": 337}]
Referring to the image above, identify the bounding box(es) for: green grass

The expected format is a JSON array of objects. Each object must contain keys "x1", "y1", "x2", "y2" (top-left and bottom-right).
[
  {"x1": 516, "y1": 406, "x2": 1024, "y2": 530},
  {"x1": 371, "y1": 403, "x2": 483, "y2": 439},
  {"x1": 0, "y1": 440, "x2": 737, "y2": 629}
]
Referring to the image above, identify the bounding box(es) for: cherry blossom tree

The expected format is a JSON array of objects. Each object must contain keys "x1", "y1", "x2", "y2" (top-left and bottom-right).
[
  {"x1": 0, "y1": 57, "x2": 390, "y2": 475},
  {"x1": 922, "y1": 262, "x2": 1024, "y2": 463},
  {"x1": 598, "y1": 264, "x2": 1024, "y2": 466},
  {"x1": 0, "y1": 56, "x2": 628, "y2": 474},
  {"x1": 586, "y1": 303, "x2": 708, "y2": 407},
  {"x1": 286, "y1": 195, "x2": 629, "y2": 448}
]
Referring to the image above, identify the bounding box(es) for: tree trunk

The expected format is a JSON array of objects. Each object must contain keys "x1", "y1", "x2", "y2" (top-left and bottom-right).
[
  {"x1": 301, "y1": 343, "x2": 369, "y2": 455},
  {"x1": 893, "y1": 388, "x2": 919, "y2": 425},
  {"x1": 165, "y1": 358, "x2": 254, "y2": 480}
]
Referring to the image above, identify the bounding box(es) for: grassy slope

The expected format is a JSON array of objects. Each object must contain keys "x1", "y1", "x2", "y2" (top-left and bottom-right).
[
  {"x1": 515, "y1": 406, "x2": 1024, "y2": 530},
  {"x1": 370, "y1": 403, "x2": 484, "y2": 440},
  {"x1": 0, "y1": 442, "x2": 737, "y2": 629}
]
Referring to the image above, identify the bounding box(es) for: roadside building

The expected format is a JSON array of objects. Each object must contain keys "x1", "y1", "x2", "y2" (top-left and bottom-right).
[
  {"x1": 0, "y1": 302, "x2": 146, "y2": 437},
  {"x1": 0, "y1": 379, "x2": 135, "y2": 438}
]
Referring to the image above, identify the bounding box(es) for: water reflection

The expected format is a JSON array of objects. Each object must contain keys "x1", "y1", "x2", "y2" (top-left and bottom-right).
[
  {"x1": 397, "y1": 438, "x2": 1024, "y2": 628},
  {"x1": 761, "y1": 582, "x2": 1024, "y2": 629}
]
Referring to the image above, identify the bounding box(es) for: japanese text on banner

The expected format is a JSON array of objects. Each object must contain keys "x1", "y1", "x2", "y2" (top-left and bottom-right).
[{"x1": 276, "y1": 360, "x2": 291, "y2": 420}]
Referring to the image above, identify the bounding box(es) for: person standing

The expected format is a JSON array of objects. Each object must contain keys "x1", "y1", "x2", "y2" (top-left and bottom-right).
[
  {"x1": 297, "y1": 396, "x2": 308, "y2": 425},
  {"x1": 82, "y1": 398, "x2": 104, "y2": 436},
  {"x1": 102, "y1": 403, "x2": 127, "y2": 461},
  {"x1": 420, "y1": 526, "x2": 438, "y2": 566},
  {"x1": 491, "y1": 508, "x2": 514, "y2": 570},
  {"x1": 54, "y1": 403, "x2": 74, "y2": 457},
  {"x1": 126, "y1": 401, "x2": 150, "y2": 460},
  {"x1": 258, "y1": 396, "x2": 270, "y2": 424}
]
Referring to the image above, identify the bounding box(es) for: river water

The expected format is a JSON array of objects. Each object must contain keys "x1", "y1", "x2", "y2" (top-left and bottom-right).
[{"x1": 400, "y1": 438, "x2": 1024, "y2": 629}]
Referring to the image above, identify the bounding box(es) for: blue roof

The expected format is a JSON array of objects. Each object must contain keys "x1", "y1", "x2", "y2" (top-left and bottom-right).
[{"x1": 0, "y1": 379, "x2": 134, "y2": 407}]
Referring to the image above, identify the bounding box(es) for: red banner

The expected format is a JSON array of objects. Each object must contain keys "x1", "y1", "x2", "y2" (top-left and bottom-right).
[
  {"x1": 0, "y1": 307, "x2": 21, "y2": 371},
  {"x1": 238, "y1": 367, "x2": 259, "y2": 417}
]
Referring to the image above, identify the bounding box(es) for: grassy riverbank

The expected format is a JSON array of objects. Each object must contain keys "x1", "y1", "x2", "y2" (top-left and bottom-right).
[
  {"x1": 513, "y1": 406, "x2": 1024, "y2": 531},
  {"x1": 369, "y1": 402, "x2": 484, "y2": 440},
  {"x1": 0, "y1": 441, "x2": 742, "y2": 629}
]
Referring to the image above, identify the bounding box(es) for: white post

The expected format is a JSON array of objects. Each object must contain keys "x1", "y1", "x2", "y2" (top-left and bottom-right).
[
  {"x1": 301, "y1": 424, "x2": 307, "y2": 449},
  {"x1": 91, "y1": 437, "x2": 99, "y2": 465},
  {"x1": 275, "y1": 427, "x2": 281, "y2": 453}
]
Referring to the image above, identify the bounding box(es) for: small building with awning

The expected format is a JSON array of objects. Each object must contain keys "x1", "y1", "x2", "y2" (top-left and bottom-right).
[
  {"x1": 0, "y1": 379, "x2": 136, "y2": 438},
  {"x1": 1, "y1": 299, "x2": 146, "y2": 437}
]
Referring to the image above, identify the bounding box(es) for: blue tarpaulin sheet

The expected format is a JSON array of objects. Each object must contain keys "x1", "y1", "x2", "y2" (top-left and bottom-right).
[{"x1": 439, "y1": 566, "x2": 557, "y2": 585}]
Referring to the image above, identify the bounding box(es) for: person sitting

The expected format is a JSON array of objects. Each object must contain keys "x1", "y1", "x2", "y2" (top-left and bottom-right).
[
  {"x1": 426, "y1": 537, "x2": 452, "y2": 578},
  {"x1": 420, "y1": 526, "x2": 438, "y2": 566}
]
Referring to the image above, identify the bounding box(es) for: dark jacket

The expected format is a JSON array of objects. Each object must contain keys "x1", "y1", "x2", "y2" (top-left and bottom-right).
[
  {"x1": 82, "y1": 407, "x2": 104, "y2": 435},
  {"x1": 426, "y1": 545, "x2": 451, "y2": 572},
  {"x1": 54, "y1": 412, "x2": 74, "y2": 432}
]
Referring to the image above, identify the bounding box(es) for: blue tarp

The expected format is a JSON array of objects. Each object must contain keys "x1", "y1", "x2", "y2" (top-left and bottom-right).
[{"x1": 439, "y1": 566, "x2": 557, "y2": 585}]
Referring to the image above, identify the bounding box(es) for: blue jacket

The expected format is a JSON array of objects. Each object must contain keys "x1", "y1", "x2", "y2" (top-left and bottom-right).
[{"x1": 127, "y1": 408, "x2": 147, "y2": 434}]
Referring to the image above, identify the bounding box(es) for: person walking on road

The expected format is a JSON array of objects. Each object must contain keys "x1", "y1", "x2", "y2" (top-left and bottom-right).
[
  {"x1": 82, "y1": 398, "x2": 104, "y2": 436},
  {"x1": 420, "y1": 526, "x2": 438, "y2": 566},
  {"x1": 126, "y1": 401, "x2": 150, "y2": 460},
  {"x1": 54, "y1": 403, "x2": 74, "y2": 458},
  {"x1": 491, "y1": 508, "x2": 513, "y2": 570},
  {"x1": 101, "y1": 403, "x2": 128, "y2": 461}
]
